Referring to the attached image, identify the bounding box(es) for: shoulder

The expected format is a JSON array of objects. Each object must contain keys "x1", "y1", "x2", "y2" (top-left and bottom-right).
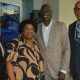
[
  {"x1": 0, "y1": 37, "x2": 6, "y2": 48},
  {"x1": 6, "y1": 38, "x2": 19, "y2": 48},
  {"x1": 36, "y1": 23, "x2": 42, "y2": 35},
  {"x1": 9, "y1": 38, "x2": 19, "y2": 44},
  {"x1": 69, "y1": 21, "x2": 77, "y2": 28},
  {"x1": 68, "y1": 21, "x2": 77, "y2": 32},
  {"x1": 37, "y1": 23, "x2": 42, "y2": 29},
  {"x1": 56, "y1": 21, "x2": 66, "y2": 26},
  {"x1": 54, "y1": 21, "x2": 67, "y2": 31}
]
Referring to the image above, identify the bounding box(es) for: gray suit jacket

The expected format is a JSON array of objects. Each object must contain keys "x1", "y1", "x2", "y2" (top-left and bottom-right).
[{"x1": 35, "y1": 19, "x2": 70, "y2": 79}]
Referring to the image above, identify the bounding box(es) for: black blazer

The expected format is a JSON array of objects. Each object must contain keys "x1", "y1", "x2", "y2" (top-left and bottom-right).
[
  {"x1": 69, "y1": 21, "x2": 77, "y2": 53},
  {"x1": 0, "y1": 36, "x2": 6, "y2": 80},
  {"x1": 69, "y1": 21, "x2": 80, "y2": 80},
  {"x1": 0, "y1": 37, "x2": 5, "y2": 62}
]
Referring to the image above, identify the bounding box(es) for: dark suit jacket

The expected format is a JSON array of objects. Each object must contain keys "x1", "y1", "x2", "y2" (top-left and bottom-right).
[
  {"x1": 0, "y1": 36, "x2": 6, "y2": 80},
  {"x1": 69, "y1": 21, "x2": 80, "y2": 80},
  {"x1": 0, "y1": 37, "x2": 5, "y2": 58}
]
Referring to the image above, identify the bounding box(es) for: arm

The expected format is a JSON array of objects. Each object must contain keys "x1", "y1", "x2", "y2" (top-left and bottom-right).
[
  {"x1": 58, "y1": 23, "x2": 71, "y2": 80},
  {"x1": 39, "y1": 58, "x2": 45, "y2": 80},
  {"x1": 61, "y1": 23, "x2": 70, "y2": 72},
  {"x1": 6, "y1": 61, "x2": 16, "y2": 80},
  {"x1": 6, "y1": 39, "x2": 18, "y2": 80}
]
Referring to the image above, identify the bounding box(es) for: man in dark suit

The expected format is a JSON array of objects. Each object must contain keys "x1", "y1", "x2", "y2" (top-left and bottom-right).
[
  {"x1": 69, "y1": 1, "x2": 80, "y2": 80},
  {"x1": 0, "y1": 19, "x2": 6, "y2": 80},
  {"x1": 0, "y1": 36, "x2": 6, "y2": 80}
]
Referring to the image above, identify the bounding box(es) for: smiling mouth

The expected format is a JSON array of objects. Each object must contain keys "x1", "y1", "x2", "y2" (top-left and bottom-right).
[
  {"x1": 44, "y1": 15, "x2": 47, "y2": 17},
  {"x1": 43, "y1": 15, "x2": 48, "y2": 19}
]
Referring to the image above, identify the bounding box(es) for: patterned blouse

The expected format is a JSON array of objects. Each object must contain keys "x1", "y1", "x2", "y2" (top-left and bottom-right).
[{"x1": 6, "y1": 36, "x2": 45, "y2": 80}]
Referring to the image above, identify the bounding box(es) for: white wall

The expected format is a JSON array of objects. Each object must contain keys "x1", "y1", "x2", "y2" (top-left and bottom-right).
[
  {"x1": 0, "y1": 0, "x2": 22, "y2": 21},
  {"x1": 33, "y1": 0, "x2": 43, "y2": 10},
  {"x1": 59, "y1": 0, "x2": 77, "y2": 27},
  {"x1": 22, "y1": 0, "x2": 33, "y2": 20}
]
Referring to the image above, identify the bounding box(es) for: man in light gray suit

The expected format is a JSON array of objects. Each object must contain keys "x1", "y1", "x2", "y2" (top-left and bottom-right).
[{"x1": 35, "y1": 4, "x2": 70, "y2": 80}]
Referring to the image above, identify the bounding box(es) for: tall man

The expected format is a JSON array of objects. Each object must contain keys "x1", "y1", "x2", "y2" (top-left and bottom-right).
[
  {"x1": 36, "y1": 4, "x2": 70, "y2": 80},
  {"x1": 69, "y1": 1, "x2": 80, "y2": 80}
]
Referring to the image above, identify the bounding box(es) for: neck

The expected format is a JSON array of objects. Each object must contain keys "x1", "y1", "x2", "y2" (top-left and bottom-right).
[
  {"x1": 26, "y1": 39, "x2": 34, "y2": 48},
  {"x1": 43, "y1": 19, "x2": 51, "y2": 26},
  {"x1": 26, "y1": 39, "x2": 33, "y2": 42},
  {"x1": 77, "y1": 20, "x2": 80, "y2": 22}
]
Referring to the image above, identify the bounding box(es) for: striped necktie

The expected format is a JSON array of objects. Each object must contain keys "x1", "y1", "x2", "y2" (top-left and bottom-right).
[{"x1": 75, "y1": 22, "x2": 80, "y2": 42}]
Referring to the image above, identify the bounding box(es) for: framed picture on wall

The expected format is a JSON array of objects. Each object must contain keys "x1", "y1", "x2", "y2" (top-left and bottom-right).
[{"x1": 0, "y1": 2, "x2": 20, "y2": 43}]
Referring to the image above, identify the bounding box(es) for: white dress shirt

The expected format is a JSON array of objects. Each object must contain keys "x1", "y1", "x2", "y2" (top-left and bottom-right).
[
  {"x1": 42, "y1": 20, "x2": 66, "y2": 74},
  {"x1": 42, "y1": 20, "x2": 52, "y2": 47}
]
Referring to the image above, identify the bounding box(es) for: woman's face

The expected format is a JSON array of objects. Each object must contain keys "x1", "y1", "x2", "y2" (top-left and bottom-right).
[{"x1": 22, "y1": 24, "x2": 35, "y2": 40}]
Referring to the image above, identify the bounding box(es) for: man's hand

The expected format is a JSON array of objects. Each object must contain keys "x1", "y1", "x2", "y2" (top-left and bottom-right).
[{"x1": 58, "y1": 72, "x2": 65, "y2": 80}]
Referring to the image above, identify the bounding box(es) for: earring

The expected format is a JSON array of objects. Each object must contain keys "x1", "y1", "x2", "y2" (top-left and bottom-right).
[{"x1": 34, "y1": 33, "x2": 35, "y2": 35}]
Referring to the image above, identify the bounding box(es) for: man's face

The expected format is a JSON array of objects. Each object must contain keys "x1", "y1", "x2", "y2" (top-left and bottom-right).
[
  {"x1": 74, "y1": 2, "x2": 80, "y2": 21},
  {"x1": 40, "y1": 5, "x2": 52, "y2": 25}
]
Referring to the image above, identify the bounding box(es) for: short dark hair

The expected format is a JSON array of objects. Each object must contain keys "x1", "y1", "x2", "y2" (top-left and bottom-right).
[
  {"x1": 19, "y1": 19, "x2": 38, "y2": 34},
  {"x1": 40, "y1": 4, "x2": 52, "y2": 12}
]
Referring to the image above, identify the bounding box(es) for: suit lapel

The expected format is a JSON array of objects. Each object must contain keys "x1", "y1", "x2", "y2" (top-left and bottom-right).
[
  {"x1": 71, "y1": 21, "x2": 77, "y2": 42},
  {"x1": 39, "y1": 23, "x2": 46, "y2": 47},
  {"x1": 39, "y1": 19, "x2": 57, "y2": 48},
  {"x1": 47, "y1": 20, "x2": 56, "y2": 47}
]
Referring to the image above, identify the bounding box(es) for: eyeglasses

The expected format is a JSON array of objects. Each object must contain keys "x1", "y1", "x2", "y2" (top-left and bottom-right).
[{"x1": 74, "y1": 7, "x2": 80, "y2": 11}]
